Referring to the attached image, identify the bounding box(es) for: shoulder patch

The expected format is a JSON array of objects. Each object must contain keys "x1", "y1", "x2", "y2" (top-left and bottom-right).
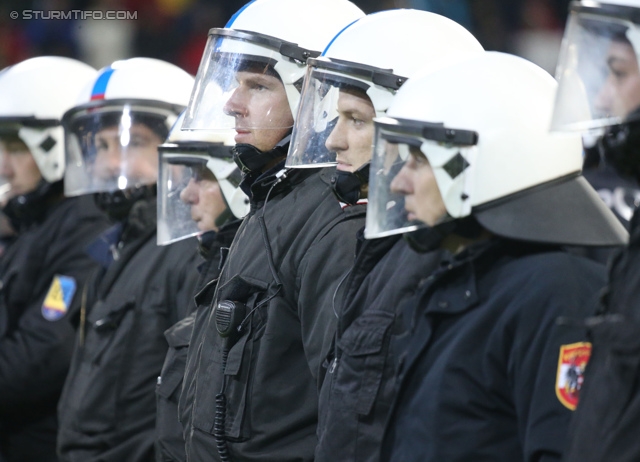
[
  {"x1": 42, "y1": 275, "x2": 77, "y2": 321},
  {"x1": 556, "y1": 341, "x2": 592, "y2": 410}
]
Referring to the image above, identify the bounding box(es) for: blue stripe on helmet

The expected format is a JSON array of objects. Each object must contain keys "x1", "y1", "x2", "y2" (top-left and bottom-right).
[
  {"x1": 321, "y1": 17, "x2": 362, "y2": 56},
  {"x1": 90, "y1": 66, "x2": 115, "y2": 100},
  {"x1": 225, "y1": 0, "x2": 258, "y2": 27}
]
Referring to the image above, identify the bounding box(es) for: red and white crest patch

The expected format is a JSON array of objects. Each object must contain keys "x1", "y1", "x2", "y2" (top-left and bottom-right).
[{"x1": 556, "y1": 341, "x2": 592, "y2": 410}]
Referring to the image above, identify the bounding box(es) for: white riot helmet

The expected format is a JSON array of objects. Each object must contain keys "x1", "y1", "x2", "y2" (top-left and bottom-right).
[
  {"x1": 552, "y1": 0, "x2": 640, "y2": 132},
  {"x1": 181, "y1": 0, "x2": 364, "y2": 138},
  {"x1": 158, "y1": 111, "x2": 249, "y2": 245},
  {"x1": 62, "y1": 58, "x2": 194, "y2": 203},
  {"x1": 0, "y1": 57, "x2": 97, "y2": 201},
  {"x1": 367, "y1": 51, "x2": 627, "y2": 247},
  {"x1": 286, "y1": 9, "x2": 484, "y2": 169}
]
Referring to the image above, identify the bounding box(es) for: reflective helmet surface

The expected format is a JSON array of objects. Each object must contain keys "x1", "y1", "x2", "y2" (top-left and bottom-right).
[
  {"x1": 286, "y1": 9, "x2": 484, "y2": 168},
  {"x1": 0, "y1": 56, "x2": 97, "y2": 195},
  {"x1": 366, "y1": 51, "x2": 627, "y2": 247},
  {"x1": 63, "y1": 57, "x2": 194, "y2": 198},
  {"x1": 552, "y1": 0, "x2": 640, "y2": 184},
  {"x1": 552, "y1": 0, "x2": 640, "y2": 132},
  {"x1": 158, "y1": 111, "x2": 249, "y2": 245},
  {"x1": 181, "y1": 0, "x2": 365, "y2": 142}
]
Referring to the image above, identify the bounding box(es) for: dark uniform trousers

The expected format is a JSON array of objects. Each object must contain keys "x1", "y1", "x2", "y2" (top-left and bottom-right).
[
  {"x1": 57, "y1": 199, "x2": 200, "y2": 462},
  {"x1": 381, "y1": 238, "x2": 607, "y2": 462},
  {"x1": 180, "y1": 166, "x2": 365, "y2": 462},
  {"x1": 0, "y1": 195, "x2": 109, "y2": 462},
  {"x1": 155, "y1": 220, "x2": 242, "y2": 462},
  {"x1": 316, "y1": 231, "x2": 441, "y2": 462}
]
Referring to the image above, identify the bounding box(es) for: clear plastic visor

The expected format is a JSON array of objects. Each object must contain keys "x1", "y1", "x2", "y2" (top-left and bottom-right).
[
  {"x1": 64, "y1": 104, "x2": 175, "y2": 197},
  {"x1": 366, "y1": 124, "x2": 428, "y2": 239},
  {"x1": 157, "y1": 150, "x2": 225, "y2": 245},
  {"x1": 286, "y1": 65, "x2": 375, "y2": 168},
  {"x1": 366, "y1": 119, "x2": 474, "y2": 239},
  {"x1": 182, "y1": 32, "x2": 295, "y2": 136},
  {"x1": 552, "y1": 11, "x2": 640, "y2": 132}
]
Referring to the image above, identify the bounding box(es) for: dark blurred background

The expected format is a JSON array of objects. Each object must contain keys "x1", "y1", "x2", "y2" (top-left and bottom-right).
[{"x1": 0, "y1": 0, "x2": 571, "y2": 76}]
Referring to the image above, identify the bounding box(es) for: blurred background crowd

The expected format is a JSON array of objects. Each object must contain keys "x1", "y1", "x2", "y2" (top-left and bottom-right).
[{"x1": 0, "y1": 0, "x2": 570, "y2": 77}]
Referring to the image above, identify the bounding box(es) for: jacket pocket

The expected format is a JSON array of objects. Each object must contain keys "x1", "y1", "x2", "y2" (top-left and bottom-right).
[
  {"x1": 86, "y1": 297, "x2": 136, "y2": 364},
  {"x1": 335, "y1": 310, "x2": 395, "y2": 416},
  {"x1": 65, "y1": 297, "x2": 135, "y2": 434},
  {"x1": 158, "y1": 314, "x2": 195, "y2": 400},
  {"x1": 191, "y1": 274, "x2": 269, "y2": 441}
]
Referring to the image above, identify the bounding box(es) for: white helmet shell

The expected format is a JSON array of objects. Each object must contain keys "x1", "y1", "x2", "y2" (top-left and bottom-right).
[
  {"x1": 63, "y1": 58, "x2": 195, "y2": 197},
  {"x1": 227, "y1": 0, "x2": 365, "y2": 51},
  {"x1": 73, "y1": 57, "x2": 194, "y2": 107},
  {"x1": 286, "y1": 9, "x2": 484, "y2": 168},
  {"x1": 593, "y1": 0, "x2": 640, "y2": 6},
  {"x1": 158, "y1": 112, "x2": 248, "y2": 245},
  {"x1": 323, "y1": 9, "x2": 483, "y2": 114},
  {"x1": 388, "y1": 52, "x2": 580, "y2": 208},
  {"x1": 0, "y1": 56, "x2": 97, "y2": 183},
  {"x1": 366, "y1": 51, "x2": 627, "y2": 245},
  {"x1": 182, "y1": 0, "x2": 364, "y2": 132}
]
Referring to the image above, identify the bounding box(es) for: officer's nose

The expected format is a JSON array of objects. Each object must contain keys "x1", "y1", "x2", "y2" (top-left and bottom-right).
[
  {"x1": 180, "y1": 178, "x2": 199, "y2": 205},
  {"x1": 223, "y1": 86, "x2": 249, "y2": 119},
  {"x1": 594, "y1": 75, "x2": 615, "y2": 117},
  {"x1": 94, "y1": 143, "x2": 123, "y2": 180},
  {"x1": 390, "y1": 160, "x2": 415, "y2": 196},
  {"x1": 325, "y1": 119, "x2": 348, "y2": 153},
  {"x1": 0, "y1": 152, "x2": 14, "y2": 179}
]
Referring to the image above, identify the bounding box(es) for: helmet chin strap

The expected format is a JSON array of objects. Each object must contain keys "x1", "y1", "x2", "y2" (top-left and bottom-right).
[
  {"x1": 330, "y1": 162, "x2": 370, "y2": 205},
  {"x1": 232, "y1": 143, "x2": 289, "y2": 175},
  {"x1": 93, "y1": 184, "x2": 157, "y2": 223},
  {"x1": 404, "y1": 215, "x2": 484, "y2": 253},
  {"x1": 232, "y1": 133, "x2": 292, "y2": 175}
]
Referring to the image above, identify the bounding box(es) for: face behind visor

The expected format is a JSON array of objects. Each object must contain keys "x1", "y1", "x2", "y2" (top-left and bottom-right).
[
  {"x1": 181, "y1": 0, "x2": 365, "y2": 155},
  {"x1": 64, "y1": 103, "x2": 174, "y2": 197},
  {"x1": 157, "y1": 142, "x2": 249, "y2": 245},
  {"x1": 552, "y1": 0, "x2": 640, "y2": 132},
  {"x1": 285, "y1": 9, "x2": 484, "y2": 170},
  {"x1": 62, "y1": 57, "x2": 195, "y2": 223},
  {"x1": 367, "y1": 51, "x2": 628, "y2": 248}
]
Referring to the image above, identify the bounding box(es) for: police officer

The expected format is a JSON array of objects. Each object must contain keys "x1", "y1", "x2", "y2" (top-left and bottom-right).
[
  {"x1": 178, "y1": 0, "x2": 367, "y2": 460},
  {"x1": 0, "y1": 57, "x2": 109, "y2": 462},
  {"x1": 549, "y1": 2, "x2": 640, "y2": 460},
  {"x1": 283, "y1": 10, "x2": 484, "y2": 461},
  {"x1": 155, "y1": 113, "x2": 249, "y2": 462},
  {"x1": 373, "y1": 52, "x2": 627, "y2": 461},
  {"x1": 56, "y1": 58, "x2": 200, "y2": 462}
]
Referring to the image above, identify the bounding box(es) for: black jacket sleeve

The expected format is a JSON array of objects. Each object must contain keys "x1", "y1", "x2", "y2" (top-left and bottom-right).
[{"x1": 0, "y1": 198, "x2": 108, "y2": 415}]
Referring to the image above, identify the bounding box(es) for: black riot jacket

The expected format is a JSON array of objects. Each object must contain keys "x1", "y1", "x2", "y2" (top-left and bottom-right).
[
  {"x1": 179, "y1": 161, "x2": 365, "y2": 462},
  {"x1": 316, "y1": 231, "x2": 442, "y2": 462},
  {"x1": 381, "y1": 238, "x2": 607, "y2": 462},
  {"x1": 0, "y1": 195, "x2": 109, "y2": 462},
  {"x1": 155, "y1": 219, "x2": 242, "y2": 462},
  {"x1": 562, "y1": 208, "x2": 640, "y2": 462},
  {"x1": 57, "y1": 197, "x2": 200, "y2": 462}
]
